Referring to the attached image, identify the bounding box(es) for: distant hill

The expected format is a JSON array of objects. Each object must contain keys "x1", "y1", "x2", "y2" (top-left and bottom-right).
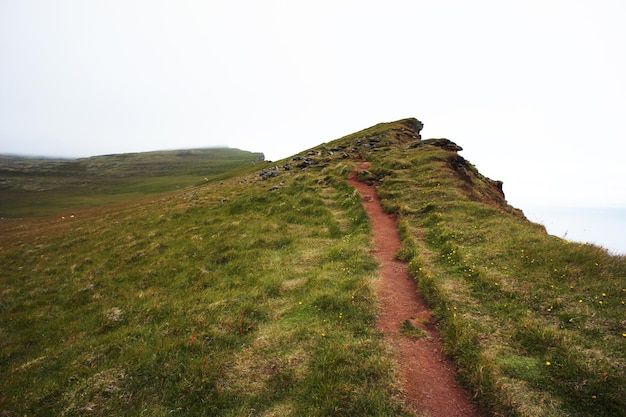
[
  {"x1": 1, "y1": 119, "x2": 624, "y2": 416},
  {"x1": 0, "y1": 147, "x2": 264, "y2": 217}
]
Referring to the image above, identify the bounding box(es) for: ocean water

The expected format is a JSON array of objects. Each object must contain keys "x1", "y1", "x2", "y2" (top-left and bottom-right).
[{"x1": 523, "y1": 206, "x2": 626, "y2": 256}]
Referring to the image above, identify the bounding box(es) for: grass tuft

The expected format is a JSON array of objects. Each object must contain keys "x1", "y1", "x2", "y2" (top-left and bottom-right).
[{"x1": 399, "y1": 320, "x2": 429, "y2": 340}]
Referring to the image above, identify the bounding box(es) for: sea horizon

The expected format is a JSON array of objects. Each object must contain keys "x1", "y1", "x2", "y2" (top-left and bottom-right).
[{"x1": 523, "y1": 206, "x2": 626, "y2": 256}]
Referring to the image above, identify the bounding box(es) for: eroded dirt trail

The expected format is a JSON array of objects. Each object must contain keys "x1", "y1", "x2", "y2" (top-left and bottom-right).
[{"x1": 348, "y1": 162, "x2": 487, "y2": 417}]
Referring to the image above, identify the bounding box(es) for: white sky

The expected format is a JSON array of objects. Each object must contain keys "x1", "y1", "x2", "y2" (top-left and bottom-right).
[{"x1": 1, "y1": 0, "x2": 625, "y2": 211}]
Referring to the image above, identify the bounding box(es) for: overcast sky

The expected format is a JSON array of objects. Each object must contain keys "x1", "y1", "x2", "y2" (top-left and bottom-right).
[{"x1": 1, "y1": 0, "x2": 625, "y2": 212}]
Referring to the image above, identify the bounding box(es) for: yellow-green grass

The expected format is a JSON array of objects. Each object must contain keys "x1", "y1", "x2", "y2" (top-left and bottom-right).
[
  {"x1": 0, "y1": 156, "x2": 411, "y2": 416},
  {"x1": 363, "y1": 139, "x2": 626, "y2": 417},
  {"x1": 0, "y1": 148, "x2": 263, "y2": 217},
  {"x1": 3, "y1": 117, "x2": 625, "y2": 417}
]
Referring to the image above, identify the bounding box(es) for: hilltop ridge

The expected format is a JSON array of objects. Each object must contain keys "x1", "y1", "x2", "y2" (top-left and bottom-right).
[
  {"x1": 258, "y1": 117, "x2": 521, "y2": 219},
  {"x1": 1, "y1": 118, "x2": 624, "y2": 417},
  {"x1": 0, "y1": 147, "x2": 264, "y2": 217}
]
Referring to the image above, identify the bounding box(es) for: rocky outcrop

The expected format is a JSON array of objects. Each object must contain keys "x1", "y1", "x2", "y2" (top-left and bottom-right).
[
  {"x1": 401, "y1": 118, "x2": 424, "y2": 135},
  {"x1": 255, "y1": 118, "x2": 425, "y2": 185},
  {"x1": 445, "y1": 153, "x2": 523, "y2": 217},
  {"x1": 407, "y1": 138, "x2": 463, "y2": 152},
  {"x1": 389, "y1": 118, "x2": 423, "y2": 144}
]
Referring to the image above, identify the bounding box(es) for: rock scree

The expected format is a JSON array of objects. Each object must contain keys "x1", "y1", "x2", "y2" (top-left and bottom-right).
[{"x1": 348, "y1": 161, "x2": 488, "y2": 417}]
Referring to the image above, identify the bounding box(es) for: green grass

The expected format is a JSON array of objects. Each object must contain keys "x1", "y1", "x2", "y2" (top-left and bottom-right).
[
  {"x1": 0, "y1": 148, "x2": 263, "y2": 217},
  {"x1": 2, "y1": 118, "x2": 625, "y2": 416},
  {"x1": 0, "y1": 152, "x2": 410, "y2": 416},
  {"x1": 362, "y1": 139, "x2": 626, "y2": 416},
  {"x1": 399, "y1": 320, "x2": 428, "y2": 340}
]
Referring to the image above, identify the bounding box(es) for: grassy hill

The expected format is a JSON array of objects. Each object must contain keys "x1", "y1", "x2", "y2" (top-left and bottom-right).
[
  {"x1": 1, "y1": 119, "x2": 625, "y2": 416},
  {"x1": 0, "y1": 147, "x2": 264, "y2": 217}
]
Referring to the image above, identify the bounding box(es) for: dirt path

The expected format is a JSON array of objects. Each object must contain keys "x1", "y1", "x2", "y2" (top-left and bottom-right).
[{"x1": 348, "y1": 162, "x2": 487, "y2": 417}]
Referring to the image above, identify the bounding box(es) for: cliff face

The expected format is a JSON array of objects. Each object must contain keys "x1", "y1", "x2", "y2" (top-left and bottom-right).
[
  {"x1": 348, "y1": 118, "x2": 626, "y2": 417},
  {"x1": 328, "y1": 117, "x2": 522, "y2": 217}
]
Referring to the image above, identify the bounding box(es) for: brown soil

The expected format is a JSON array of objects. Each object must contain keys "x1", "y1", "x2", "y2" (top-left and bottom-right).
[{"x1": 348, "y1": 162, "x2": 488, "y2": 417}]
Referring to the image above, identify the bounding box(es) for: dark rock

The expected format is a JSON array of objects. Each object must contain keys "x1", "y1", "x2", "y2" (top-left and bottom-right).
[
  {"x1": 400, "y1": 118, "x2": 424, "y2": 134},
  {"x1": 259, "y1": 166, "x2": 281, "y2": 180},
  {"x1": 295, "y1": 157, "x2": 319, "y2": 169},
  {"x1": 405, "y1": 141, "x2": 421, "y2": 150},
  {"x1": 488, "y1": 178, "x2": 504, "y2": 194},
  {"x1": 419, "y1": 138, "x2": 463, "y2": 152}
]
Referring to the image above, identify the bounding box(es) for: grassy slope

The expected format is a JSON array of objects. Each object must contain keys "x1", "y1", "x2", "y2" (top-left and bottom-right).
[
  {"x1": 359, "y1": 126, "x2": 626, "y2": 416},
  {"x1": 0, "y1": 144, "x2": 410, "y2": 416},
  {"x1": 0, "y1": 148, "x2": 264, "y2": 217},
  {"x1": 1, "y1": 119, "x2": 625, "y2": 416}
]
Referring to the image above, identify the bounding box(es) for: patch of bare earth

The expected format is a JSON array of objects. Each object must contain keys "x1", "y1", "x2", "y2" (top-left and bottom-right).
[{"x1": 348, "y1": 162, "x2": 487, "y2": 417}]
